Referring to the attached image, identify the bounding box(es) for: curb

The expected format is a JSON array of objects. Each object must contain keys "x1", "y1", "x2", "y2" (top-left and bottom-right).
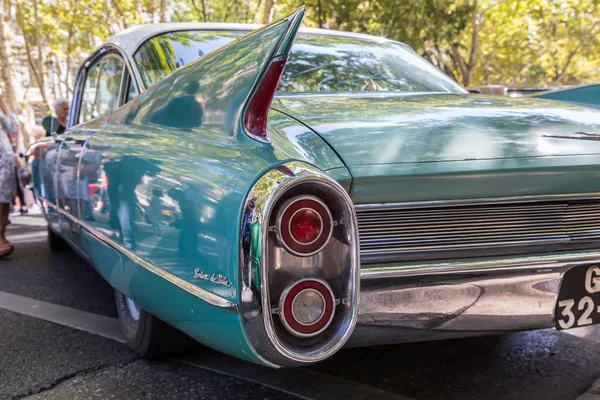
[{"x1": 577, "y1": 378, "x2": 600, "y2": 400}]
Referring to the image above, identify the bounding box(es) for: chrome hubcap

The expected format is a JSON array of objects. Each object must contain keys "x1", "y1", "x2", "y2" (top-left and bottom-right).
[{"x1": 125, "y1": 296, "x2": 141, "y2": 321}]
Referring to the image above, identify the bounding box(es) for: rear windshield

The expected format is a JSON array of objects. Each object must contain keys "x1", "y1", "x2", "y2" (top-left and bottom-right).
[{"x1": 134, "y1": 30, "x2": 465, "y2": 94}]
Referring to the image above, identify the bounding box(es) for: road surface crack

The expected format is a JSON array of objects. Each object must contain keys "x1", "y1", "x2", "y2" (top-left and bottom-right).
[{"x1": 13, "y1": 359, "x2": 139, "y2": 400}]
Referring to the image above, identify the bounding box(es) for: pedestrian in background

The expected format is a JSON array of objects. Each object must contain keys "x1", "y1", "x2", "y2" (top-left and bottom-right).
[
  {"x1": 12, "y1": 151, "x2": 28, "y2": 215},
  {"x1": 6, "y1": 105, "x2": 28, "y2": 215},
  {"x1": 42, "y1": 98, "x2": 69, "y2": 137},
  {"x1": 0, "y1": 94, "x2": 17, "y2": 257}
]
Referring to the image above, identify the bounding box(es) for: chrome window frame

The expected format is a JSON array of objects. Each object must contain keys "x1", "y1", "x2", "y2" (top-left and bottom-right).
[{"x1": 70, "y1": 44, "x2": 141, "y2": 129}]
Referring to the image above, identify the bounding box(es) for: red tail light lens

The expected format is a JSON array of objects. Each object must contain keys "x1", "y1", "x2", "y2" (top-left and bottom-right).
[
  {"x1": 276, "y1": 195, "x2": 333, "y2": 256},
  {"x1": 243, "y1": 56, "x2": 288, "y2": 142},
  {"x1": 290, "y1": 209, "x2": 322, "y2": 244},
  {"x1": 279, "y1": 278, "x2": 335, "y2": 337}
]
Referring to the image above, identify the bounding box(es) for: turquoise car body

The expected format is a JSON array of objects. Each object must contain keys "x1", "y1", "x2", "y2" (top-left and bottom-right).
[
  {"x1": 532, "y1": 83, "x2": 600, "y2": 109},
  {"x1": 30, "y1": 8, "x2": 600, "y2": 367}
]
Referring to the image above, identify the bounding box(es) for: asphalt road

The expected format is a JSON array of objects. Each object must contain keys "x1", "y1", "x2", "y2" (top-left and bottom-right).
[{"x1": 2, "y1": 213, "x2": 600, "y2": 400}]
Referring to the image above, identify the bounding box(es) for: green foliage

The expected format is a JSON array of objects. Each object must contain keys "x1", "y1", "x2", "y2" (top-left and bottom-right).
[
  {"x1": 473, "y1": 0, "x2": 600, "y2": 86},
  {"x1": 3, "y1": 0, "x2": 600, "y2": 112}
]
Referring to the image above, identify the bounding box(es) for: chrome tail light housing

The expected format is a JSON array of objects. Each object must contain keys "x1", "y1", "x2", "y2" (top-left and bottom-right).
[{"x1": 239, "y1": 161, "x2": 359, "y2": 367}]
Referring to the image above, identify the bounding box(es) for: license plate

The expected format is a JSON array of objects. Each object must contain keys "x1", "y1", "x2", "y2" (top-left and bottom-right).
[{"x1": 555, "y1": 264, "x2": 600, "y2": 330}]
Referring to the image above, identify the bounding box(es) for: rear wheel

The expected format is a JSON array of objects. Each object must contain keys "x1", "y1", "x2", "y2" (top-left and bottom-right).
[
  {"x1": 47, "y1": 226, "x2": 72, "y2": 252},
  {"x1": 115, "y1": 290, "x2": 198, "y2": 358}
]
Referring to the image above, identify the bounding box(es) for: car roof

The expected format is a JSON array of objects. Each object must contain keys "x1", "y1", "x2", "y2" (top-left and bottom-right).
[{"x1": 106, "y1": 22, "x2": 405, "y2": 58}]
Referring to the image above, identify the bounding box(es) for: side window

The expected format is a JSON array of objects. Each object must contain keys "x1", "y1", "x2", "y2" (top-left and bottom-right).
[
  {"x1": 134, "y1": 31, "x2": 242, "y2": 88},
  {"x1": 80, "y1": 55, "x2": 125, "y2": 123},
  {"x1": 80, "y1": 62, "x2": 102, "y2": 123}
]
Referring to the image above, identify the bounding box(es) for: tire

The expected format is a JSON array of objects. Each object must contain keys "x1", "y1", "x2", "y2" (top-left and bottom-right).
[
  {"x1": 47, "y1": 226, "x2": 72, "y2": 252},
  {"x1": 115, "y1": 290, "x2": 198, "y2": 358}
]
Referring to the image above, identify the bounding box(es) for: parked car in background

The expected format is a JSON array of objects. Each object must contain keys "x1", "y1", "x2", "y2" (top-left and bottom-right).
[
  {"x1": 532, "y1": 83, "x2": 600, "y2": 109},
  {"x1": 28, "y1": 7, "x2": 600, "y2": 368},
  {"x1": 467, "y1": 85, "x2": 567, "y2": 97}
]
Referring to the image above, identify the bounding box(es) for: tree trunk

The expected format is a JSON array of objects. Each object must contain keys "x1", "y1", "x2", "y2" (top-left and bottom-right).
[
  {"x1": 110, "y1": 0, "x2": 128, "y2": 29},
  {"x1": 0, "y1": 0, "x2": 17, "y2": 112},
  {"x1": 462, "y1": 12, "x2": 482, "y2": 87},
  {"x1": 451, "y1": 44, "x2": 468, "y2": 85},
  {"x1": 190, "y1": 0, "x2": 208, "y2": 21},
  {"x1": 16, "y1": 0, "x2": 50, "y2": 112},
  {"x1": 64, "y1": 0, "x2": 79, "y2": 97},
  {"x1": 200, "y1": 0, "x2": 208, "y2": 21},
  {"x1": 159, "y1": 0, "x2": 167, "y2": 22},
  {"x1": 148, "y1": 0, "x2": 155, "y2": 23},
  {"x1": 262, "y1": 0, "x2": 274, "y2": 24},
  {"x1": 554, "y1": 47, "x2": 579, "y2": 83},
  {"x1": 32, "y1": 0, "x2": 49, "y2": 108},
  {"x1": 317, "y1": 0, "x2": 323, "y2": 28}
]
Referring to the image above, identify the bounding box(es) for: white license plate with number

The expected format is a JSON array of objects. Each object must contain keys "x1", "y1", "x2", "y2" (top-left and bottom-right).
[{"x1": 556, "y1": 265, "x2": 600, "y2": 330}]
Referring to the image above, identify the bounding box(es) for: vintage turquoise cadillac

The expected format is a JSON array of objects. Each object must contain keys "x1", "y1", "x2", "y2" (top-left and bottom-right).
[{"x1": 30, "y1": 7, "x2": 600, "y2": 368}]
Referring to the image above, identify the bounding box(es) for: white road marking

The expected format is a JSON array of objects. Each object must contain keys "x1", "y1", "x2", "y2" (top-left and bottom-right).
[
  {"x1": 0, "y1": 290, "x2": 411, "y2": 399},
  {"x1": 5, "y1": 231, "x2": 48, "y2": 243},
  {"x1": 8, "y1": 215, "x2": 47, "y2": 227},
  {"x1": 0, "y1": 291, "x2": 123, "y2": 342}
]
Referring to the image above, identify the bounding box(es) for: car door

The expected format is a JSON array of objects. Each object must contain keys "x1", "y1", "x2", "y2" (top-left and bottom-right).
[
  {"x1": 74, "y1": 68, "x2": 139, "y2": 286},
  {"x1": 73, "y1": 12, "x2": 306, "y2": 309},
  {"x1": 34, "y1": 136, "x2": 62, "y2": 234},
  {"x1": 56, "y1": 53, "x2": 128, "y2": 251}
]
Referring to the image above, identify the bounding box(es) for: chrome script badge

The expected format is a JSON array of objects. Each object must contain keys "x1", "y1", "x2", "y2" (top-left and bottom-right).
[{"x1": 194, "y1": 268, "x2": 232, "y2": 287}]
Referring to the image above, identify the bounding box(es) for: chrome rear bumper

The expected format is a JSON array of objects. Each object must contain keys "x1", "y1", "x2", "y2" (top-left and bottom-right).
[{"x1": 348, "y1": 251, "x2": 600, "y2": 346}]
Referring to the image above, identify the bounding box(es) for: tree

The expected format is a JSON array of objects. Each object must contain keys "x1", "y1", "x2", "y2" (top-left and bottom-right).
[
  {"x1": 0, "y1": 0, "x2": 17, "y2": 112},
  {"x1": 15, "y1": 0, "x2": 51, "y2": 111},
  {"x1": 263, "y1": 0, "x2": 274, "y2": 23},
  {"x1": 6, "y1": 0, "x2": 600, "y2": 121},
  {"x1": 473, "y1": 0, "x2": 600, "y2": 86}
]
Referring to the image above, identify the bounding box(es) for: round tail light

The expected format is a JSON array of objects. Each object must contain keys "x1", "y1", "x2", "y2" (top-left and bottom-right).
[
  {"x1": 276, "y1": 195, "x2": 333, "y2": 256},
  {"x1": 279, "y1": 278, "x2": 335, "y2": 337}
]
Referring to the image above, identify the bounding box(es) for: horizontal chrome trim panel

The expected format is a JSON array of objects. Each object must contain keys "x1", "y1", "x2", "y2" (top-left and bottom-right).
[
  {"x1": 354, "y1": 193, "x2": 600, "y2": 211},
  {"x1": 360, "y1": 249, "x2": 600, "y2": 279},
  {"x1": 39, "y1": 197, "x2": 239, "y2": 313},
  {"x1": 357, "y1": 196, "x2": 600, "y2": 264}
]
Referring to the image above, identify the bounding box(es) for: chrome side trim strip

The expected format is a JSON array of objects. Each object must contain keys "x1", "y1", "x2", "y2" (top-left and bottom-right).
[
  {"x1": 38, "y1": 196, "x2": 239, "y2": 313},
  {"x1": 360, "y1": 249, "x2": 600, "y2": 279},
  {"x1": 355, "y1": 193, "x2": 600, "y2": 211}
]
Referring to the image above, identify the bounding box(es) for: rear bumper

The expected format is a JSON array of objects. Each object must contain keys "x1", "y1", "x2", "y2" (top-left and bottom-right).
[{"x1": 348, "y1": 250, "x2": 600, "y2": 346}]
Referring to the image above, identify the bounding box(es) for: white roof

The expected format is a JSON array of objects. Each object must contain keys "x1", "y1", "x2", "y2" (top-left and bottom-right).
[{"x1": 106, "y1": 22, "x2": 402, "y2": 57}]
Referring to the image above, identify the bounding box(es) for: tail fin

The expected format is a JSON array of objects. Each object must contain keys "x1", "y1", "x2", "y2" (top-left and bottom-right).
[{"x1": 116, "y1": 7, "x2": 305, "y2": 142}]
